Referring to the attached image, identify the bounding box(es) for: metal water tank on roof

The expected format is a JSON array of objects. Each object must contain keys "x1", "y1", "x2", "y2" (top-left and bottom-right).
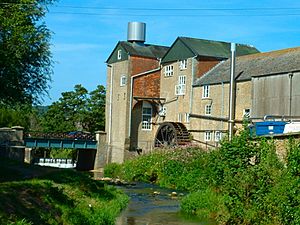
[{"x1": 127, "y1": 22, "x2": 146, "y2": 43}]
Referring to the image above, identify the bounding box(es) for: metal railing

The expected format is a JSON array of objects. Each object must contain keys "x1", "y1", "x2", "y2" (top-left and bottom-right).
[{"x1": 24, "y1": 131, "x2": 96, "y2": 141}]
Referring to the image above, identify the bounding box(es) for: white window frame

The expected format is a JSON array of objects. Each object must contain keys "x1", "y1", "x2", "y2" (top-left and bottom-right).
[
  {"x1": 215, "y1": 131, "x2": 222, "y2": 142},
  {"x1": 175, "y1": 75, "x2": 186, "y2": 96},
  {"x1": 205, "y1": 104, "x2": 212, "y2": 115},
  {"x1": 204, "y1": 131, "x2": 212, "y2": 141},
  {"x1": 185, "y1": 113, "x2": 190, "y2": 123},
  {"x1": 142, "y1": 102, "x2": 152, "y2": 130},
  {"x1": 179, "y1": 59, "x2": 187, "y2": 70},
  {"x1": 243, "y1": 108, "x2": 251, "y2": 118},
  {"x1": 117, "y1": 49, "x2": 122, "y2": 60},
  {"x1": 178, "y1": 113, "x2": 182, "y2": 122},
  {"x1": 120, "y1": 75, "x2": 127, "y2": 86},
  {"x1": 164, "y1": 65, "x2": 174, "y2": 77},
  {"x1": 202, "y1": 85, "x2": 210, "y2": 98}
]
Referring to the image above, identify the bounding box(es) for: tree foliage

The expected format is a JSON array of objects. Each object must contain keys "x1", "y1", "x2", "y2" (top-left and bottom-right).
[
  {"x1": 0, "y1": 0, "x2": 54, "y2": 105},
  {"x1": 41, "y1": 84, "x2": 106, "y2": 133}
]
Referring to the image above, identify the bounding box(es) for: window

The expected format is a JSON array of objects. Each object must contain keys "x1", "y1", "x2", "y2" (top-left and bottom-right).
[
  {"x1": 179, "y1": 59, "x2": 187, "y2": 70},
  {"x1": 178, "y1": 113, "x2": 182, "y2": 122},
  {"x1": 205, "y1": 104, "x2": 212, "y2": 115},
  {"x1": 164, "y1": 65, "x2": 174, "y2": 77},
  {"x1": 142, "y1": 102, "x2": 152, "y2": 130},
  {"x1": 215, "y1": 131, "x2": 222, "y2": 142},
  {"x1": 202, "y1": 85, "x2": 210, "y2": 98},
  {"x1": 175, "y1": 75, "x2": 186, "y2": 95},
  {"x1": 117, "y1": 49, "x2": 122, "y2": 60},
  {"x1": 204, "y1": 131, "x2": 212, "y2": 141},
  {"x1": 185, "y1": 113, "x2": 190, "y2": 123},
  {"x1": 243, "y1": 108, "x2": 251, "y2": 118},
  {"x1": 120, "y1": 75, "x2": 127, "y2": 86}
]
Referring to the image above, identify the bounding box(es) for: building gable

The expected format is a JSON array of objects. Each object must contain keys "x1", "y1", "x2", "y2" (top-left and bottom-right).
[
  {"x1": 106, "y1": 42, "x2": 128, "y2": 64},
  {"x1": 106, "y1": 41, "x2": 169, "y2": 64},
  {"x1": 161, "y1": 38, "x2": 196, "y2": 64},
  {"x1": 161, "y1": 37, "x2": 259, "y2": 64}
]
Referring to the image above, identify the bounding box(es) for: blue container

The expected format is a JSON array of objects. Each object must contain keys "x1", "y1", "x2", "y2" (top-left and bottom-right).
[{"x1": 255, "y1": 121, "x2": 286, "y2": 136}]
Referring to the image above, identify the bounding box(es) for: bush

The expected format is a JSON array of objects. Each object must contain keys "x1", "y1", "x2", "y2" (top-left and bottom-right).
[
  {"x1": 180, "y1": 188, "x2": 228, "y2": 222},
  {"x1": 105, "y1": 131, "x2": 300, "y2": 224}
]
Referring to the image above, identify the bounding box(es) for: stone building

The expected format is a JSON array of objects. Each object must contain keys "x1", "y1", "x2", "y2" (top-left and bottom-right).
[
  {"x1": 105, "y1": 22, "x2": 169, "y2": 163},
  {"x1": 159, "y1": 37, "x2": 258, "y2": 144},
  {"x1": 105, "y1": 23, "x2": 260, "y2": 162},
  {"x1": 191, "y1": 47, "x2": 300, "y2": 147}
]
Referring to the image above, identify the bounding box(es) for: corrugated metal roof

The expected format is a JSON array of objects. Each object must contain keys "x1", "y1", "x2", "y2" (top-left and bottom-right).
[
  {"x1": 194, "y1": 47, "x2": 300, "y2": 86},
  {"x1": 161, "y1": 37, "x2": 259, "y2": 63}
]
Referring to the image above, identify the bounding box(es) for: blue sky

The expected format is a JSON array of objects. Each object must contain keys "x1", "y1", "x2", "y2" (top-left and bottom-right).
[{"x1": 43, "y1": 0, "x2": 300, "y2": 105}]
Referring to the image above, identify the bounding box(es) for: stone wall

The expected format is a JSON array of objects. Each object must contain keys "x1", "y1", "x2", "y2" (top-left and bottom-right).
[{"x1": 0, "y1": 126, "x2": 25, "y2": 162}]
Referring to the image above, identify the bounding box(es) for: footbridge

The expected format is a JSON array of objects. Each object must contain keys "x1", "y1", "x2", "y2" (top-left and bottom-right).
[{"x1": 24, "y1": 132, "x2": 97, "y2": 149}]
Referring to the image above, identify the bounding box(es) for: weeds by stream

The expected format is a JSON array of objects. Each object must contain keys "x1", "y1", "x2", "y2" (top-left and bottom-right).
[
  {"x1": 104, "y1": 130, "x2": 300, "y2": 224},
  {"x1": 0, "y1": 159, "x2": 128, "y2": 225}
]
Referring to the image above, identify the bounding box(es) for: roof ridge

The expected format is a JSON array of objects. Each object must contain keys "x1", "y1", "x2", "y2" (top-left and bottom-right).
[
  {"x1": 179, "y1": 36, "x2": 256, "y2": 48},
  {"x1": 120, "y1": 41, "x2": 169, "y2": 48},
  {"x1": 237, "y1": 46, "x2": 300, "y2": 60}
]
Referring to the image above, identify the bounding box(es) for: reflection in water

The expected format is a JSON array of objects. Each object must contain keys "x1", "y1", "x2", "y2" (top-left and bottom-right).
[{"x1": 115, "y1": 183, "x2": 214, "y2": 225}]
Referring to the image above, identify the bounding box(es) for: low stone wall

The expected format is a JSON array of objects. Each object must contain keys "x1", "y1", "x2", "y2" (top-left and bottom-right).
[
  {"x1": 0, "y1": 126, "x2": 25, "y2": 162},
  {"x1": 273, "y1": 133, "x2": 300, "y2": 163}
]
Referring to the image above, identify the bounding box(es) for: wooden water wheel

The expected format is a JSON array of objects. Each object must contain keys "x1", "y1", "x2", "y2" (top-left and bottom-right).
[{"x1": 154, "y1": 122, "x2": 190, "y2": 147}]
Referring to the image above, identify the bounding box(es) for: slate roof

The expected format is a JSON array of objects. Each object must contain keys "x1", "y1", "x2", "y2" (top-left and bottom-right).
[
  {"x1": 180, "y1": 37, "x2": 259, "y2": 58},
  {"x1": 161, "y1": 37, "x2": 259, "y2": 63},
  {"x1": 194, "y1": 47, "x2": 300, "y2": 86},
  {"x1": 119, "y1": 41, "x2": 169, "y2": 59},
  {"x1": 106, "y1": 41, "x2": 169, "y2": 63}
]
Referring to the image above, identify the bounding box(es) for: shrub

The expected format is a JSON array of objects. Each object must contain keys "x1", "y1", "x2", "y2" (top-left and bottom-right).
[
  {"x1": 180, "y1": 188, "x2": 228, "y2": 222},
  {"x1": 105, "y1": 131, "x2": 300, "y2": 224}
]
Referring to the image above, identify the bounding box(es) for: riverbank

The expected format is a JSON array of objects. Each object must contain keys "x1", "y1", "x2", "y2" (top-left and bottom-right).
[
  {"x1": 0, "y1": 158, "x2": 128, "y2": 225},
  {"x1": 104, "y1": 131, "x2": 300, "y2": 224}
]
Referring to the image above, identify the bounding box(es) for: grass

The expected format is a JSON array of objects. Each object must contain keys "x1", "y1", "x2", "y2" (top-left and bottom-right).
[{"x1": 0, "y1": 158, "x2": 129, "y2": 225}]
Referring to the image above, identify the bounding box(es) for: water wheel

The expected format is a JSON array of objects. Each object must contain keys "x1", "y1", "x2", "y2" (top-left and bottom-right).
[{"x1": 154, "y1": 122, "x2": 190, "y2": 147}]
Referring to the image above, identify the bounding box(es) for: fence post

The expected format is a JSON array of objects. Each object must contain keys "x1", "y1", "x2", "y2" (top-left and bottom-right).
[{"x1": 94, "y1": 131, "x2": 107, "y2": 170}]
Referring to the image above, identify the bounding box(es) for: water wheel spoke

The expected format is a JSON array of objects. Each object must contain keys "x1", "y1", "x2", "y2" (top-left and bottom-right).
[{"x1": 154, "y1": 122, "x2": 190, "y2": 148}]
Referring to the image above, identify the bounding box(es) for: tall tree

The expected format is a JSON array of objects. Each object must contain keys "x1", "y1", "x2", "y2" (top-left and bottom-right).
[
  {"x1": 86, "y1": 85, "x2": 106, "y2": 132},
  {"x1": 41, "y1": 85, "x2": 106, "y2": 133},
  {"x1": 0, "y1": 0, "x2": 54, "y2": 105}
]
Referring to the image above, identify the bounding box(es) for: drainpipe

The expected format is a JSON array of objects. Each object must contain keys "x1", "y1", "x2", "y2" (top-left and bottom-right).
[
  {"x1": 228, "y1": 43, "x2": 236, "y2": 141},
  {"x1": 107, "y1": 64, "x2": 113, "y2": 145},
  {"x1": 189, "y1": 56, "x2": 197, "y2": 115},
  {"x1": 221, "y1": 82, "x2": 224, "y2": 129},
  {"x1": 289, "y1": 72, "x2": 293, "y2": 118},
  {"x1": 128, "y1": 67, "x2": 161, "y2": 137}
]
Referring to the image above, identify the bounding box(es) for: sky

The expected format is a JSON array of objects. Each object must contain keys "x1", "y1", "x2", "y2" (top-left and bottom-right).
[{"x1": 43, "y1": 0, "x2": 300, "y2": 105}]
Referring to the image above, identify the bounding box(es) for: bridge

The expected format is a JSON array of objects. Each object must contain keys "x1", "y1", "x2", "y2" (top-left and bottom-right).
[
  {"x1": 0, "y1": 127, "x2": 107, "y2": 171},
  {"x1": 24, "y1": 132, "x2": 97, "y2": 149}
]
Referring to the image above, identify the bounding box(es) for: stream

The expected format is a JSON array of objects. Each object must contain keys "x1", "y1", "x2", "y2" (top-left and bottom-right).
[{"x1": 114, "y1": 182, "x2": 215, "y2": 225}]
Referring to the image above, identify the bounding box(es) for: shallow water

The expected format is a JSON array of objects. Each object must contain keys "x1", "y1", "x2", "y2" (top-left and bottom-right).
[{"x1": 115, "y1": 183, "x2": 215, "y2": 225}]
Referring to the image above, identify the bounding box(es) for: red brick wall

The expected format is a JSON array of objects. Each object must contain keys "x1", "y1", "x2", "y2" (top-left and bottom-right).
[
  {"x1": 130, "y1": 56, "x2": 161, "y2": 98},
  {"x1": 196, "y1": 57, "x2": 221, "y2": 79},
  {"x1": 130, "y1": 56, "x2": 159, "y2": 76},
  {"x1": 133, "y1": 71, "x2": 160, "y2": 98}
]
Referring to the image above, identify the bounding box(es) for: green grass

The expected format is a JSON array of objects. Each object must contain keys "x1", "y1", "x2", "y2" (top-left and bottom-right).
[{"x1": 0, "y1": 158, "x2": 129, "y2": 225}]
